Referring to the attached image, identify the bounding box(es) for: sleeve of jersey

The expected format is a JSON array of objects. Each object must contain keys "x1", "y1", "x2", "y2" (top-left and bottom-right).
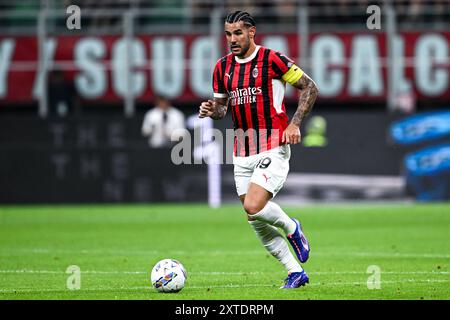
[
  {"x1": 212, "y1": 60, "x2": 228, "y2": 99},
  {"x1": 271, "y1": 51, "x2": 304, "y2": 85}
]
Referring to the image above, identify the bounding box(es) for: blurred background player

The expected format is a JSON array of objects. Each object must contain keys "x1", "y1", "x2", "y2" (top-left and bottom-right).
[
  {"x1": 302, "y1": 116, "x2": 328, "y2": 147},
  {"x1": 141, "y1": 95, "x2": 186, "y2": 148},
  {"x1": 199, "y1": 11, "x2": 318, "y2": 289}
]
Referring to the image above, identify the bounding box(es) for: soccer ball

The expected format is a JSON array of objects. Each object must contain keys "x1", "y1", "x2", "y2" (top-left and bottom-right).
[{"x1": 150, "y1": 259, "x2": 187, "y2": 293}]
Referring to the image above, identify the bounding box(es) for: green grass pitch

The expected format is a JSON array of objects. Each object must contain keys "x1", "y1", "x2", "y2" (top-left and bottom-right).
[{"x1": 0, "y1": 203, "x2": 449, "y2": 300}]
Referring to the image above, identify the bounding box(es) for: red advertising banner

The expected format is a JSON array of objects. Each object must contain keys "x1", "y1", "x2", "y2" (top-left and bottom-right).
[{"x1": 0, "y1": 32, "x2": 448, "y2": 105}]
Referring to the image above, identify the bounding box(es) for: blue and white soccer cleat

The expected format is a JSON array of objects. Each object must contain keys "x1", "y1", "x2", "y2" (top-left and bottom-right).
[
  {"x1": 281, "y1": 270, "x2": 309, "y2": 289},
  {"x1": 287, "y1": 218, "x2": 310, "y2": 263}
]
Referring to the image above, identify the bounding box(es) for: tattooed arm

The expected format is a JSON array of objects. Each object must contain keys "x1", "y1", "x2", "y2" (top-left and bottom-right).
[
  {"x1": 282, "y1": 73, "x2": 319, "y2": 144},
  {"x1": 198, "y1": 97, "x2": 229, "y2": 120},
  {"x1": 291, "y1": 73, "x2": 319, "y2": 127}
]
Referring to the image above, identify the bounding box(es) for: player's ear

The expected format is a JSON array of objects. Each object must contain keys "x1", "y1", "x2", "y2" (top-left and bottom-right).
[{"x1": 248, "y1": 26, "x2": 256, "y2": 39}]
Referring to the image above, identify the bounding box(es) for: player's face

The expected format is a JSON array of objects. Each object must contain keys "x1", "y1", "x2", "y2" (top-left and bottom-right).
[{"x1": 224, "y1": 22, "x2": 255, "y2": 58}]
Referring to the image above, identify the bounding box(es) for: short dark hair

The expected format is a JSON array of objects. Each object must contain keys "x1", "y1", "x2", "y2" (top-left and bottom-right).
[
  {"x1": 154, "y1": 94, "x2": 169, "y2": 103},
  {"x1": 225, "y1": 11, "x2": 255, "y2": 27}
]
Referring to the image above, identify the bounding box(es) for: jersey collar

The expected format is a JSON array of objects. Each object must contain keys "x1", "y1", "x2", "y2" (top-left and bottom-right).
[{"x1": 234, "y1": 45, "x2": 261, "y2": 64}]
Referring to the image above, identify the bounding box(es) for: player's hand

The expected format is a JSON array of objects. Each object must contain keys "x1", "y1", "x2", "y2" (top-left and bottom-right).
[
  {"x1": 198, "y1": 100, "x2": 214, "y2": 118},
  {"x1": 282, "y1": 123, "x2": 302, "y2": 144}
]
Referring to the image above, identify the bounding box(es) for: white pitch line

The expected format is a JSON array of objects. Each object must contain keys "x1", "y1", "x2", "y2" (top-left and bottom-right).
[
  {"x1": 332, "y1": 252, "x2": 450, "y2": 259},
  {"x1": 311, "y1": 271, "x2": 450, "y2": 275},
  {"x1": 188, "y1": 279, "x2": 450, "y2": 289},
  {"x1": 0, "y1": 279, "x2": 449, "y2": 294},
  {"x1": 0, "y1": 270, "x2": 147, "y2": 275},
  {"x1": 0, "y1": 269, "x2": 448, "y2": 275},
  {"x1": 0, "y1": 287, "x2": 151, "y2": 294},
  {"x1": 1, "y1": 248, "x2": 450, "y2": 259}
]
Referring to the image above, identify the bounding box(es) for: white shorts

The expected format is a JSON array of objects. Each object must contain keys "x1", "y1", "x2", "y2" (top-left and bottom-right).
[{"x1": 233, "y1": 145, "x2": 291, "y2": 198}]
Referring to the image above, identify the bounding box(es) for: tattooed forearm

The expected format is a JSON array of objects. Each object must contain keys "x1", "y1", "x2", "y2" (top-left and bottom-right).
[{"x1": 291, "y1": 74, "x2": 318, "y2": 127}]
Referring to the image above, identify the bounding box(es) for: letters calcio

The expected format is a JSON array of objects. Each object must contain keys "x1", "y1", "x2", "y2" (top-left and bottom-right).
[{"x1": 0, "y1": 33, "x2": 448, "y2": 103}]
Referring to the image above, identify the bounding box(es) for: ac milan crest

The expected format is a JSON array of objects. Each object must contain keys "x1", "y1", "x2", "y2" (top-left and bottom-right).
[{"x1": 252, "y1": 66, "x2": 259, "y2": 78}]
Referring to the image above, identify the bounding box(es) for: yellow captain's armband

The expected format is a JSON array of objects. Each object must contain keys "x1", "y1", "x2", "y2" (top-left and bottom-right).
[{"x1": 282, "y1": 64, "x2": 304, "y2": 85}]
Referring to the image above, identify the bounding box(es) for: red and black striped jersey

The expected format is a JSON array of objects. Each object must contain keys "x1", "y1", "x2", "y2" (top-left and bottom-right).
[{"x1": 212, "y1": 46, "x2": 296, "y2": 157}]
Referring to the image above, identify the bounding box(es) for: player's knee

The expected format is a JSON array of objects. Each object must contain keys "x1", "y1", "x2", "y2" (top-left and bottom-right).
[{"x1": 243, "y1": 200, "x2": 264, "y2": 215}]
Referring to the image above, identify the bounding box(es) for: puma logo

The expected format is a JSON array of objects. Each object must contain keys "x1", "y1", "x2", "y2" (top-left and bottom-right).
[
  {"x1": 263, "y1": 173, "x2": 271, "y2": 183},
  {"x1": 225, "y1": 72, "x2": 232, "y2": 79},
  {"x1": 301, "y1": 235, "x2": 310, "y2": 251}
]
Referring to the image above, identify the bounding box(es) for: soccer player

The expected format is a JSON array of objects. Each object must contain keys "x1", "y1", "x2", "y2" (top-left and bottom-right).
[{"x1": 199, "y1": 11, "x2": 318, "y2": 288}]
